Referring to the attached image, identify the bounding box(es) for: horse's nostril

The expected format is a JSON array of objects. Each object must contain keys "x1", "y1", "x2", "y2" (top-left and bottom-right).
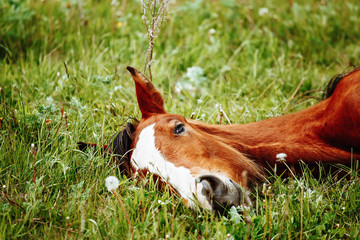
[
  {"x1": 197, "y1": 175, "x2": 246, "y2": 214},
  {"x1": 197, "y1": 175, "x2": 228, "y2": 196}
]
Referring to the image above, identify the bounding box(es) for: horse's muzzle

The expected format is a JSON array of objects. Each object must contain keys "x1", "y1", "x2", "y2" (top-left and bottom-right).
[{"x1": 196, "y1": 175, "x2": 251, "y2": 214}]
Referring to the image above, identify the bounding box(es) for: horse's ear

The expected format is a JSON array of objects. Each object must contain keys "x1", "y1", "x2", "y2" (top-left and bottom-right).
[{"x1": 126, "y1": 66, "x2": 166, "y2": 119}]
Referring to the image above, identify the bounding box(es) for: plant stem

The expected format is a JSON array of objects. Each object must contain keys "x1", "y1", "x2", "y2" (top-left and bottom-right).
[{"x1": 148, "y1": 0, "x2": 157, "y2": 82}]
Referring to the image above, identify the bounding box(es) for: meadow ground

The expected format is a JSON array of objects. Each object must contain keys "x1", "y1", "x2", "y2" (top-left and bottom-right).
[{"x1": 1, "y1": 0, "x2": 360, "y2": 239}]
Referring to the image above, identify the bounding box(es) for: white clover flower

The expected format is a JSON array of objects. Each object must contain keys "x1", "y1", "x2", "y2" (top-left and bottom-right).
[
  {"x1": 105, "y1": 176, "x2": 120, "y2": 192},
  {"x1": 184, "y1": 66, "x2": 206, "y2": 83},
  {"x1": 176, "y1": 66, "x2": 207, "y2": 96},
  {"x1": 175, "y1": 82, "x2": 196, "y2": 94},
  {"x1": 276, "y1": 153, "x2": 287, "y2": 162},
  {"x1": 276, "y1": 153, "x2": 287, "y2": 158},
  {"x1": 305, "y1": 188, "x2": 314, "y2": 198},
  {"x1": 258, "y1": 7, "x2": 269, "y2": 16},
  {"x1": 111, "y1": 0, "x2": 119, "y2": 7},
  {"x1": 208, "y1": 28, "x2": 216, "y2": 35}
]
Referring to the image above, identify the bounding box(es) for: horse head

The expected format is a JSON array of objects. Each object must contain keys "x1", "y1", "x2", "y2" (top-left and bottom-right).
[{"x1": 123, "y1": 66, "x2": 262, "y2": 212}]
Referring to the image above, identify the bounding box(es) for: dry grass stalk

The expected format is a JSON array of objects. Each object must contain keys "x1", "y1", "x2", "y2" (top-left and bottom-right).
[
  {"x1": 141, "y1": 0, "x2": 172, "y2": 81},
  {"x1": 283, "y1": 77, "x2": 305, "y2": 113}
]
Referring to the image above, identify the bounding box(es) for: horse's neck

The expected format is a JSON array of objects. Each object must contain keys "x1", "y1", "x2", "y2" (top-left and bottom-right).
[{"x1": 191, "y1": 99, "x2": 357, "y2": 167}]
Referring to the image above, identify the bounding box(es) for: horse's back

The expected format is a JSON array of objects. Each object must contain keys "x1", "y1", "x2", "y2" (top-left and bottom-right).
[{"x1": 320, "y1": 68, "x2": 360, "y2": 151}]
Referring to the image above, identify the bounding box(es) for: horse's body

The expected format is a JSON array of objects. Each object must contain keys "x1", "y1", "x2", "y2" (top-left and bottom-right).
[
  {"x1": 80, "y1": 66, "x2": 360, "y2": 212},
  {"x1": 189, "y1": 76, "x2": 360, "y2": 169}
]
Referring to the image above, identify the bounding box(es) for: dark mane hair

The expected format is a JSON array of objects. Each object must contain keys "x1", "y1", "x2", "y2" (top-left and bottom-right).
[
  {"x1": 324, "y1": 65, "x2": 360, "y2": 99},
  {"x1": 109, "y1": 121, "x2": 138, "y2": 176}
]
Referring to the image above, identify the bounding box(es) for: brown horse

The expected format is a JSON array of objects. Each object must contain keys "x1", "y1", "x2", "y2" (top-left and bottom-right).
[{"x1": 79, "y1": 66, "x2": 360, "y2": 212}]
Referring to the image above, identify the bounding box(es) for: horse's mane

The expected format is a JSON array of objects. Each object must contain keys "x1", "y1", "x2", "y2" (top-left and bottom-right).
[
  {"x1": 324, "y1": 65, "x2": 360, "y2": 99},
  {"x1": 109, "y1": 121, "x2": 138, "y2": 176}
]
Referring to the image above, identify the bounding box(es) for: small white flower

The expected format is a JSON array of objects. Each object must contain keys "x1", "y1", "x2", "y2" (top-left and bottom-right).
[
  {"x1": 31, "y1": 143, "x2": 35, "y2": 148},
  {"x1": 208, "y1": 28, "x2": 216, "y2": 35},
  {"x1": 226, "y1": 233, "x2": 231, "y2": 238},
  {"x1": 105, "y1": 176, "x2": 120, "y2": 192},
  {"x1": 276, "y1": 153, "x2": 287, "y2": 158},
  {"x1": 276, "y1": 153, "x2": 287, "y2": 162},
  {"x1": 66, "y1": 216, "x2": 70, "y2": 220},
  {"x1": 57, "y1": 72, "x2": 61, "y2": 77},
  {"x1": 2, "y1": 185, "x2": 6, "y2": 189},
  {"x1": 258, "y1": 7, "x2": 269, "y2": 16},
  {"x1": 184, "y1": 66, "x2": 206, "y2": 83},
  {"x1": 158, "y1": 200, "x2": 162, "y2": 204},
  {"x1": 111, "y1": 0, "x2": 119, "y2": 6},
  {"x1": 165, "y1": 234, "x2": 170, "y2": 239}
]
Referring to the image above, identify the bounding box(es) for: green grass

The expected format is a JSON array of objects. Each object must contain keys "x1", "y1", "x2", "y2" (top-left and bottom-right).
[{"x1": 1, "y1": 0, "x2": 360, "y2": 238}]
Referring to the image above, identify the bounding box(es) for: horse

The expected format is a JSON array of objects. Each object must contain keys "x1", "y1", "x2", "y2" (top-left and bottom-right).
[{"x1": 79, "y1": 66, "x2": 360, "y2": 213}]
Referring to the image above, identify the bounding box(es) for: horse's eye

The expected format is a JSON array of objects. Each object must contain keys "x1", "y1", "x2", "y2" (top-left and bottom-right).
[{"x1": 174, "y1": 123, "x2": 185, "y2": 135}]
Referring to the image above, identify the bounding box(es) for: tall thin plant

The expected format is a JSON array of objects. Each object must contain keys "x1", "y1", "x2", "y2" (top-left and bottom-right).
[{"x1": 141, "y1": 0, "x2": 172, "y2": 81}]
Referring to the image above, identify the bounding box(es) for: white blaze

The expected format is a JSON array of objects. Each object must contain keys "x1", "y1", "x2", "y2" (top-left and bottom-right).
[{"x1": 131, "y1": 124, "x2": 211, "y2": 209}]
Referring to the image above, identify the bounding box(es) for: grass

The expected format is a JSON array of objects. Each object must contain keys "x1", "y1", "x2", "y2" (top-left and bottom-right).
[{"x1": 1, "y1": 0, "x2": 360, "y2": 238}]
